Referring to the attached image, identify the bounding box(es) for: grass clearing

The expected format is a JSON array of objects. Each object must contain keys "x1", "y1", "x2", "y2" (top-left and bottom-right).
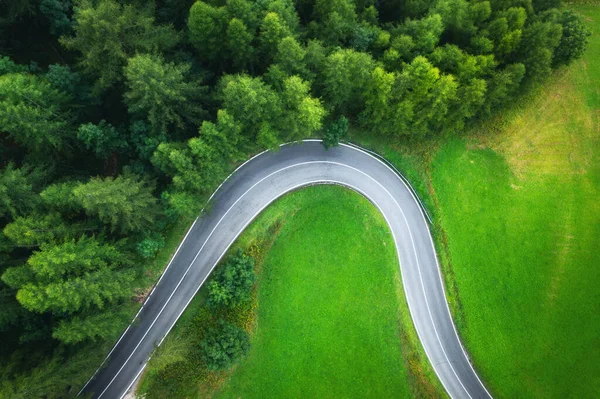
[
  {"x1": 426, "y1": 6, "x2": 600, "y2": 397},
  {"x1": 140, "y1": 185, "x2": 445, "y2": 398}
]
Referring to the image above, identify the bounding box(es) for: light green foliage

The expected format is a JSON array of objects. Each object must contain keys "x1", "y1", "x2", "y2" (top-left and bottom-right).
[
  {"x1": 221, "y1": 74, "x2": 283, "y2": 142},
  {"x1": 322, "y1": 115, "x2": 349, "y2": 149},
  {"x1": 77, "y1": 120, "x2": 128, "y2": 158},
  {"x1": 227, "y1": 18, "x2": 255, "y2": 70},
  {"x1": 259, "y1": 12, "x2": 292, "y2": 62},
  {"x1": 397, "y1": 14, "x2": 444, "y2": 56},
  {"x1": 26, "y1": 236, "x2": 122, "y2": 280},
  {"x1": 188, "y1": 1, "x2": 228, "y2": 63},
  {"x1": 0, "y1": 163, "x2": 41, "y2": 219},
  {"x1": 322, "y1": 48, "x2": 375, "y2": 114},
  {"x1": 484, "y1": 7, "x2": 528, "y2": 61},
  {"x1": 73, "y1": 174, "x2": 160, "y2": 233},
  {"x1": 363, "y1": 56, "x2": 459, "y2": 136},
  {"x1": 1, "y1": 234, "x2": 136, "y2": 342},
  {"x1": 124, "y1": 54, "x2": 204, "y2": 135},
  {"x1": 274, "y1": 36, "x2": 309, "y2": 78},
  {"x1": 0, "y1": 73, "x2": 70, "y2": 151},
  {"x1": 220, "y1": 74, "x2": 324, "y2": 146},
  {"x1": 397, "y1": 56, "x2": 458, "y2": 136},
  {"x1": 1, "y1": 265, "x2": 36, "y2": 290},
  {"x1": 207, "y1": 249, "x2": 255, "y2": 308},
  {"x1": 259, "y1": 0, "x2": 299, "y2": 33},
  {"x1": 200, "y1": 320, "x2": 250, "y2": 370},
  {"x1": 61, "y1": 0, "x2": 179, "y2": 91},
  {"x1": 3, "y1": 214, "x2": 70, "y2": 248},
  {"x1": 153, "y1": 109, "x2": 243, "y2": 196},
  {"x1": 280, "y1": 76, "x2": 326, "y2": 140},
  {"x1": 40, "y1": 181, "x2": 80, "y2": 214},
  {"x1": 361, "y1": 66, "x2": 396, "y2": 133},
  {"x1": 17, "y1": 266, "x2": 135, "y2": 313}
]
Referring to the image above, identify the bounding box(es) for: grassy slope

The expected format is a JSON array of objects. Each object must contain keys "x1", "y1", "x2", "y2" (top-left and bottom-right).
[
  {"x1": 428, "y1": 6, "x2": 599, "y2": 397},
  {"x1": 141, "y1": 186, "x2": 445, "y2": 398},
  {"x1": 216, "y1": 187, "x2": 412, "y2": 398}
]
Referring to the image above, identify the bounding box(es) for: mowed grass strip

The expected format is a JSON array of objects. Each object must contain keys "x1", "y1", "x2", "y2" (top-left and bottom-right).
[
  {"x1": 215, "y1": 186, "x2": 420, "y2": 398},
  {"x1": 429, "y1": 6, "x2": 600, "y2": 398}
]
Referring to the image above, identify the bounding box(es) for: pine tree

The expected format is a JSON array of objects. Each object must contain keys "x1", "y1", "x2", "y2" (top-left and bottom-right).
[
  {"x1": 73, "y1": 174, "x2": 160, "y2": 233},
  {"x1": 0, "y1": 73, "x2": 70, "y2": 151}
]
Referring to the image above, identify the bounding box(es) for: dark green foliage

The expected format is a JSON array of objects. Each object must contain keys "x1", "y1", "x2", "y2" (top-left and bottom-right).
[
  {"x1": 518, "y1": 19, "x2": 562, "y2": 84},
  {"x1": 0, "y1": 56, "x2": 27, "y2": 75},
  {"x1": 188, "y1": 1, "x2": 228, "y2": 64},
  {"x1": 39, "y1": 0, "x2": 72, "y2": 36},
  {"x1": 124, "y1": 54, "x2": 206, "y2": 135},
  {"x1": 44, "y1": 64, "x2": 83, "y2": 99},
  {"x1": 77, "y1": 120, "x2": 128, "y2": 158},
  {"x1": 207, "y1": 249, "x2": 255, "y2": 308},
  {"x1": 322, "y1": 116, "x2": 349, "y2": 149},
  {"x1": 0, "y1": 163, "x2": 42, "y2": 219},
  {"x1": 0, "y1": 0, "x2": 37, "y2": 27},
  {"x1": 52, "y1": 304, "x2": 133, "y2": 344},
  {"x1": 61, "y1": 0, "x2": 179, "y2": 92},
  {"x1": 553, "y1": 10, "x2": 590, "y2": 67},
  {"x1": 130, "y1": 119, "x2": 167, "y2": 161},
  {"x1": 200, "y1": 320, "x2": 250, "y2": 370}
]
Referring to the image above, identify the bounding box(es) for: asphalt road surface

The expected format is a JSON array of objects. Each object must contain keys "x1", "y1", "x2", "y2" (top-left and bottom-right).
[{"x1": 80, "y1": 140, "x2": 492, "y2": 399}]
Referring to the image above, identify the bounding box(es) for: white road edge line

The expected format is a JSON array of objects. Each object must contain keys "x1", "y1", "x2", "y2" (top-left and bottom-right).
[
  {"x1": 106, "y1": 160, "x2": 468, "y2": 399},
  {"x1": 78, "y1": 148, "x2": 272, "y2": 396},
  {"x1": 340, "y1": 142, "x2": 492, "y2": 399},
  {"x1": 82, "y1": 140, "x2": 490, "y2": 399}
]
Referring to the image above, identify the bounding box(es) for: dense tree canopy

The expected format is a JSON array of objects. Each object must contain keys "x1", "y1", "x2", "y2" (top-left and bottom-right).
[{"x1": 0, "y1": 0, "x2": 589, "y2": 396}]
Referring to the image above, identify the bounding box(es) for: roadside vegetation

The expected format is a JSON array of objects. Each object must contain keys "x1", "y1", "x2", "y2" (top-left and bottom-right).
[
  {"x1": 430, "y1": 5, "x2": 600, "y2": 397},
  {"x1": 345, "y1": 4, "x2": 599, "y2": 397},
  {"x1": 0, "y1": 0, "x2": 592, "y2": 397},
  {"x1": 139, "y1": 186, "x2": 445, "y2": 398}
]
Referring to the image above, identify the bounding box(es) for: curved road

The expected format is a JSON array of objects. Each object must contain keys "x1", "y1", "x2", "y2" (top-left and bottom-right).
[{"x1": 80, "y1": 141, "x2": 491, "y2": 399}]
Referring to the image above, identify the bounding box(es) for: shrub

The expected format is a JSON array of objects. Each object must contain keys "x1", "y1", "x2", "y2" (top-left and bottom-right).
[
  {"x1": 207, "y1": 249, "x2": 255, "y2": 308},
  {"x1": 200, "y1": 320, "x2": 250, "y2": 371}
]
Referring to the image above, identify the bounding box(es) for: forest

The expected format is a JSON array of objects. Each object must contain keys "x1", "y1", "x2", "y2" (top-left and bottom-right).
[{"x1": 0, "y1": 0, "x2": 589, "y2": 397}]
